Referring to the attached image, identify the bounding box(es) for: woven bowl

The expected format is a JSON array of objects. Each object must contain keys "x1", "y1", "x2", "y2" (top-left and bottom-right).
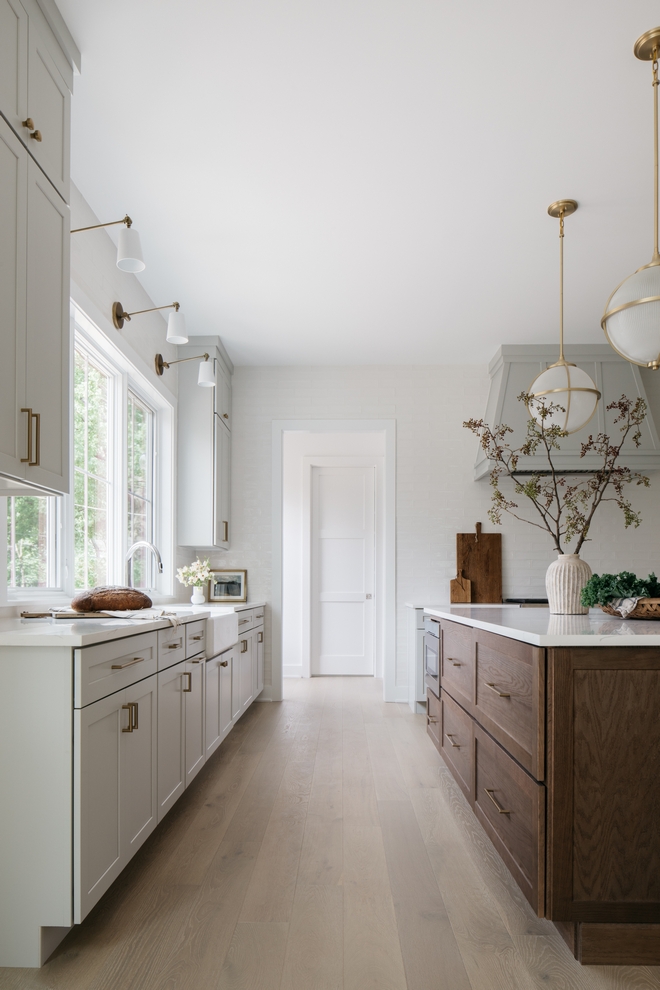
[{"x1": 600, "y1": 598, "x2": 660, "y2": 619}]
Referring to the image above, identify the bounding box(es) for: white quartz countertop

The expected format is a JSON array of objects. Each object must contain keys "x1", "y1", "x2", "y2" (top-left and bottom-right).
[
  {"x1": 170, "y1": 601, "x2": 266, "y2": 613},
  {"x1": 423, "y1": 605, "x2": 660, "y2": 646},
  {"x1": 0, "y1": 609, "x2": 210, "y2": 647}
]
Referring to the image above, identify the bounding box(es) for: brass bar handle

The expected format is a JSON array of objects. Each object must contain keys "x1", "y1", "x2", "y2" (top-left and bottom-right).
[
  {"x1": 427, "y1": 715, "x2": 439, "y2": 724},
  {"x1": 448, "y1": 659, "x2": 462, "y2": 667},
  {"x1": 21, "y1": 408, "x2": 32, "y2": 463},
  {"x1": 191, "y1": 634, "x2": 203, "y2": 641},
  {"x1": 241, "y1": 639, "x2": 248, "y2": 653},
  {"x1": 183, "y1": 671, "x2": 192, "y2": 692},
  {"x1": 445, "y1": 733, "x2": 460, "y2": 748},
  {"x1": 257, "y1": 631, "x2": 263, "y2": 643},
  {"x1": 121, "y1": 703, "x2": 133, "y2": 732},
  {"x1": 239, "y1": 619, "x2": 250, "y2": 625},
  {"x1": 191, "y1": 658, "x2": 202, "y2": 664},
  {"x1": 485, "y1": 788, "x2": 511, "y2": 815},
  {"x1": 168, "y1": 640, "x2": 183, "y2": 649},
  {"x1": 255, "y1": 613, "x2": 264, "y2": 619},
  {"x1": 131, "y1": 701, "x2": 138, "y2": 731},
  {"x1": 220, "y1": 660, "x2": 229, "y2": 667},
  {"x1": 32, "y1": 412, "x2": 40, "y2": 465},
  {"x1": 111, "y1": 656, "x2": 145, "y2": 670},
  {"x1": 223, "y1": 520, "x2": 229, "y2": 542},
  {"x1": 485, "y1": 682, "x2": 511, "y2": 698}
]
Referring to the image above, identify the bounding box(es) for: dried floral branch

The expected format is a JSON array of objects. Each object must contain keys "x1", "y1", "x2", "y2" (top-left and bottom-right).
[{"x1": 463, "y1": 393, "x2": 649, "y2": 554}]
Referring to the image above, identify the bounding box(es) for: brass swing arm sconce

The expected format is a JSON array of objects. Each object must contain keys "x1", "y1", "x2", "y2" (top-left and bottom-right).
[
  {"x1": 113, "y1": 300, "x2": 179, "y2": 330},
  {"x1": 155, "y1": 352, "x2": 209, "y2": 376},
  {"x1": 71, "y1": 214, "x2": 134, "y2": 234}
]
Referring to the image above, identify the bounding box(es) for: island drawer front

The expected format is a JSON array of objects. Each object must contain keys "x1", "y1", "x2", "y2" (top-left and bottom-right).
[
  {"x1": 474, "y1": 724, "x2": 545, "y2": 916},
  {"x1": 474, "y1": 629, "x2": 545, "y2": 780},
  {"x1": 440, "y1": 619, "x2": 474, "y2": 712},
  {"x1": 426, "y1": 690, "x2": 442, "y2": 750},
  {"x1": 185, "y1": 620, "x2": 206, "y2": 657},
  {"x1": 158, "y1": 626, "x2": 186, "y2": 670},
  {"x1": 440, "y1": 689, "x2": 474, "y2": 803},
  {"x1": 75, "y1": 632, "x2": 158, "y2": 708}
]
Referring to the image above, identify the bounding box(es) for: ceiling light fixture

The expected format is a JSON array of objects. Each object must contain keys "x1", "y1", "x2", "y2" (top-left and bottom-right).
[
  {"x1": 154, "y1": 352, "x2": 215, "y2": 387},
  {"x1": 71, "y1": 215, "x2": 145, "y2": 272},
  {"x1": 602, "y1": 27, "x2": 660, "y2": 369},
  {"x1": 112, "y1": 300, "x2": 188, "y2": 344},
  {"x1": 527, "y1": 200, "x2": 601, "y2": 434}
]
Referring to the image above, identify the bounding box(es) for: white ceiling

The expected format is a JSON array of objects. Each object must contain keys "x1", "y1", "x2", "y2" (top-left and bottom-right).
[{"x1": 57, "y1": 0, "x2": 660, "y2": 365}]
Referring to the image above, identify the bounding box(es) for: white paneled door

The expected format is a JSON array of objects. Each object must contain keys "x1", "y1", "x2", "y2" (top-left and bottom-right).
[{"x1": 311, "y1": 465, "x2": 375, "y2": 675}]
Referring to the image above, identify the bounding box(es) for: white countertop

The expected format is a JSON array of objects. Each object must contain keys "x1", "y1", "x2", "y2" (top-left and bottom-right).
[
  {"x1": 423, "y1": 605, "x2": 660, "y2": 647},
  {"x1": 171, "y1": 601, "x2": 266, "y2": 613},
  {"x1": 0, "y1": 609, "x2": 210, "y2": 648}
]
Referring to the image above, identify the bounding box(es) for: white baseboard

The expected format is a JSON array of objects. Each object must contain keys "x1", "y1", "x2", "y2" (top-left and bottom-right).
[{"x1": 283, "y1": 665, "x2": 304, "y2": 677}]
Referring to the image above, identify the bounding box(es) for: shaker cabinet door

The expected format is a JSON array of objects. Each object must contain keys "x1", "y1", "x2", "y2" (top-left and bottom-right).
[
  {"x1": 213, "y1": 418, "x2": 231, "y2": 549},
  {"x1": 0, "y1": 0, "x2": 28, "y2": 133},
  {"x1": 185, "y1": 657, "x2": 206, "y2": 785},
  {"x1": 158, "y1": 661, "x2": 186, "y2": 821},
  {"x1": 121, "y1": 674, "x2": 158, "y2": 860},
  {"x1": 26, "y1": 19, "x2": 70, "y2": 200}
]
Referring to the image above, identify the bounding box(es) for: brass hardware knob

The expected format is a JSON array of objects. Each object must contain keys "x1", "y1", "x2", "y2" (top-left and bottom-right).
[
  {"x1": 223, "y1": 413, "x2": 229, "y2": 419},
  {"x1": 485, "y1": 682, "x2": 511, "y2": 698},
  {"x1": 22, "y1": 118, "x2": 34, "y2": 130},
  {"x1": 220, "y1": 660, "x2": 229, "y2": 667},
  {"x1": 31, "y1": 129, "x2": 42, "y2": 142},
  {"x1": 484, "y1": 788, "x2": 511, "y2": 815}
]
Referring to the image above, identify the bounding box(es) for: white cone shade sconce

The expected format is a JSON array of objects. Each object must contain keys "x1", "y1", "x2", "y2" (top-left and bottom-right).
[
  {"x1": 602, "y1": 28, "x2": 660, "y2": 369},
  {"x1": 155, "y1": 352, "x2": 215, "y2": 388},
  {"x1": 71, "y1": 215, "x2": 145, "y2": 272},
  {"x1": 112, "y1": 300, "x2": 189, "y2": 344},
  {"x1": 527, "y1": 200, "x2": 601, "y2": 434}
]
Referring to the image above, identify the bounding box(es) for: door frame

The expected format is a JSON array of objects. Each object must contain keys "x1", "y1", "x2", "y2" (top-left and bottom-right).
[
  {"x1": 304, "y1": 457, "x2": 381, "y2": 679},
  {"x1": 272, "y1": 420, "x2": 397, "y2": 702}
]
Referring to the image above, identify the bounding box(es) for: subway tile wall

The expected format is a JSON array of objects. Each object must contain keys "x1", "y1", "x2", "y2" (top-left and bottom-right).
[{"x1": 189, "y1": 364, "x2": 660, "y2": 693}]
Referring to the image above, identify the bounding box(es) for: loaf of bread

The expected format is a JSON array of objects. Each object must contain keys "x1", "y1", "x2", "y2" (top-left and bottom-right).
[{"x1": 71, "y1": 586, "x2": 152, "y2": 612}]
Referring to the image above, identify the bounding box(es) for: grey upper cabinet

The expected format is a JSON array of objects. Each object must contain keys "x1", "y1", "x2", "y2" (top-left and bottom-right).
[
  {"x1": 0, "y1": 0, "x2": 73, "y2": 495},
  {"x1": 177, "y1": 339, "x2": 233, "y2": 549}
]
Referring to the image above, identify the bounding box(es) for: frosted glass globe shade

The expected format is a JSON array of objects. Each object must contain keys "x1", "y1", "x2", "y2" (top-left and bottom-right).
[
  {"x1": 166, "y1": 309, "x2": 188, "y2": 344},
  {"x1": 116, "y1": 226, "x2": 145, "y2": 273},
  {"x1": 528, "y1": 363, "x2": 600, "y2": 434},
  {"x1": 602, "y1": 265, "x2": 660, "y2": 368},
  {"x1": 197, "y1": 359, "x2": 215, "y2": 387}
]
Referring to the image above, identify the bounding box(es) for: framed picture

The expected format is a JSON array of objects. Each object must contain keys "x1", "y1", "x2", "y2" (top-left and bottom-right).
[{"x1": 209, "y1": 569, "x2": 247, "y2": 603}]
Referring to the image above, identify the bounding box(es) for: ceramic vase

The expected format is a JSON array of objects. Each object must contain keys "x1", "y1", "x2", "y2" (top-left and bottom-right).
[
  {"x1": 190, "y1": 585, "x2": 205, "y2": 605},
  {"x1": 545, "y1": 554, "x2": 591, "y2": 615}
]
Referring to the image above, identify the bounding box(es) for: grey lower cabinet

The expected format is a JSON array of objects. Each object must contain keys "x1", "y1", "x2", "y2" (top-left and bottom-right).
[
  {"x1": 157, "y1": 653, "x2": 206, "y2": 822},
  {"x1": 206, "y1": 646, "x2": 235, "y2": 758}
]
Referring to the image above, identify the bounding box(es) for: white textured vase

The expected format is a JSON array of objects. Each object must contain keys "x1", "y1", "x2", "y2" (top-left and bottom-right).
[
  {"x1": 545, "y1": 554, "x2": 592, "y2": 615},
  {"x1": 190, "y1": 586, "x2": 205, "y2": 605}
]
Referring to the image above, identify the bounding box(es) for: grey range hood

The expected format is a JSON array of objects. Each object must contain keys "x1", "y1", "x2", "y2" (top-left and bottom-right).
[{"x1": 474, "y1": 345, "x2": 660, "y2": 480}]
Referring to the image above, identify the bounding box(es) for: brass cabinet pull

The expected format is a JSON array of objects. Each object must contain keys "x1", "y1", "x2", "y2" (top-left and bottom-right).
[
  {"x1": 257, "y1": 631, "x2": 263, "y2": 643},
  {"x1": 21, "y1": 408, "x2": 32, "y2": 463},
  {"x1": 122, "y1": 703, "x2": 133, "y2": 732},
  {"x1": 448, "y1": 659, "x2": 462, "y2": 667},
  {"x1": 255, "y1": 613, "x2": 264, "y2": 619},
  {"x1": 220, "y1": 660, "x2": 229, "y2": 667},
  {"x1": 167, "y1": 640, "x2": 183, "y2": 649},
  {"x1": 33, "y1": 412, "x2": 40, "y2": 465},
  {"x1": 485, "y1": 788, "x2": 511, "y2": 814},
  {"x1": 241, "y1": 639, "x2": 248, "y2": 653},
  {"x1": 183, "y1": 671, "x2": 192, "y2": 692},
  {"x1": 445, "y1": 732, "x2": 460, "y2": 748},
  {"x1": 130, "y1": 701, "x2": 138, "y2": 730},
  {"x1": 427, "y1": 715, "x2": 439, "y2": 723},
  {"x1": 485, "y1": 682, "x2": 511, "y2": 698},
  {"x1": 239, "y1": 619, "x2": 250, "y2": 625},
  {"x1": 111, "y1": 656, "x2": 145, "y2": 670},
  {"x1": 191, "y1": 634, "x2": 203, "y2": 641},
  {"x1": 191, "y1": 658, "x2": 202, "y2": 664},
  {"x1": 223, "y1": 520, "x2": 229, "y2": 542}
]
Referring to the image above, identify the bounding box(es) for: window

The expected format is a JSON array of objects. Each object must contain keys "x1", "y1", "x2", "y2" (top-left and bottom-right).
[
  {"x1": 7, "y1": 496, "x2": 60, "y2": 589},
  {"x1": 126, "y1": 390, "x2": 155, "y2": 590}
]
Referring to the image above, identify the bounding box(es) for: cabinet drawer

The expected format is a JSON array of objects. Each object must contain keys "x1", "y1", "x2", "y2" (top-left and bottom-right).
[
  {"x1": 440, "y1": 690, "x2": 474, "y2": 802},
  {"x1": 440, "y1": 620, "x2": 474, "y2": 711},
  {"x1": 74, "y1": 632, "x2": 158, "y2": 708},
  {"x1": 474, "y1": 725, "x2": 545, "y2": 915},
  {"x1": 474, "y1": 629, "x2": 545, "y2": 780},
  {"x1": 185, "y1": 619, "x2": 206, "y2": 657},
  {"x1": 426, "y1": 689, "x2": 441, "y2": 751},
  {"x1": 158, "y1": 626, "x2": 186, "y2": 670},
  {"x1": 236, "y1": 609, "x2": 255, "y2": 632}
]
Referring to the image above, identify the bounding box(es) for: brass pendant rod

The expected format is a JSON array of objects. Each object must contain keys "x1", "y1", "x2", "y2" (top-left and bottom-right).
[
  {"x1": 124, "y1": 301, "x2": 179, "y2": 321},
  {"x1": 71, "y1": 214, "x2": 132, "y2": 234},
  {"x1": 558, "y1": 208, "x2": 565, "y2": 362},
  {"x1": 160, "y1": 352, "x2": 210, "y2": 370},
  {"x1": 653, "y1": 47, "x2": 659, "y2": 263}
]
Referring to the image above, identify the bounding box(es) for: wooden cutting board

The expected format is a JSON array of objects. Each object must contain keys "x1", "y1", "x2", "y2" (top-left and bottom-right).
[
  {"x1": 455, "y1": 522, "x2": 502, "y2": 603},
  {"x1": 450, "y1": 571, "x2": 472, "y2": 603}
]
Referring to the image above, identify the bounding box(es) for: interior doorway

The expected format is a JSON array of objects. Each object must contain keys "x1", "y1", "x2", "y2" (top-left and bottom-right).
[
  {"x1": 272, "y1": 421, "x2": 396, "y2": 700},
  {"x1": 310, "y1": 463, "x2": 375, "y2": 676}
]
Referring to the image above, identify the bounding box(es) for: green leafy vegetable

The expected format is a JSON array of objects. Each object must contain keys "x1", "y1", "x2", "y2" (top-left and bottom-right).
[{"x1": 580, "y1": 572, "x2": 660, "y2": 607}]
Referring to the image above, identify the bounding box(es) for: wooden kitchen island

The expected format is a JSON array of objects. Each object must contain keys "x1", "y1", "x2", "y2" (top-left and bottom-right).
[{"x1": 424, "y1": 605, "x2": 660, "y2": 966}]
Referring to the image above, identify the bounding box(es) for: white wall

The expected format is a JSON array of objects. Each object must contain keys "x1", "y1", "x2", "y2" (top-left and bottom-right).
[
  {"x1": 281, "y1": 430, "x2": 386, "y2": 677},
  {"x1": 204, "y1": 364, "x2": 660, "y2": 692}
]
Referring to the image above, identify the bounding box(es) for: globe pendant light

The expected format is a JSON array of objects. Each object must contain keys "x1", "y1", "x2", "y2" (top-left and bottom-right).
[
  {"x1": 602, "y1": 28, "x2": 660, "y2": 369},
  {"x1": 528, "y1": 200, "x2": 601, "y2": 434}
]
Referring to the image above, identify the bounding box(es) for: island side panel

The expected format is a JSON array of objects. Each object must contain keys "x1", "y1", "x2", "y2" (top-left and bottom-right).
[{"x1": 0, "y1": 645, "x2": 73, "y2": 967}]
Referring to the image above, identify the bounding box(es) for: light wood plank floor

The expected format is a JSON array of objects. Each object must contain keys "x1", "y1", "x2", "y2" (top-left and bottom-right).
[{"x1": 4, "y1": 676, "x2": 660, "y2": 990}]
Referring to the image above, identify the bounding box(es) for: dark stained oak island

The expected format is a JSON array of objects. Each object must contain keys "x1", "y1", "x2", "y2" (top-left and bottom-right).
[{"x1": 424, "y1": 605, "x2": 660, "y2": 966}]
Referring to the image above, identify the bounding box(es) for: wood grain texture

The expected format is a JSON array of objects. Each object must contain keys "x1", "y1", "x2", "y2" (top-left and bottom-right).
[
  {"x1": 456, "y1": 524, "x2": 502, "y2": 603},
  {"x1": 440, "y1": 619, "x2": 475, "y2": 712},
  {"x1": 280, "y1": 884, "x2": 343, "y2": 990},
  {"x1": 216, "y1": 922, "x2": 288, "y2": 990}
]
